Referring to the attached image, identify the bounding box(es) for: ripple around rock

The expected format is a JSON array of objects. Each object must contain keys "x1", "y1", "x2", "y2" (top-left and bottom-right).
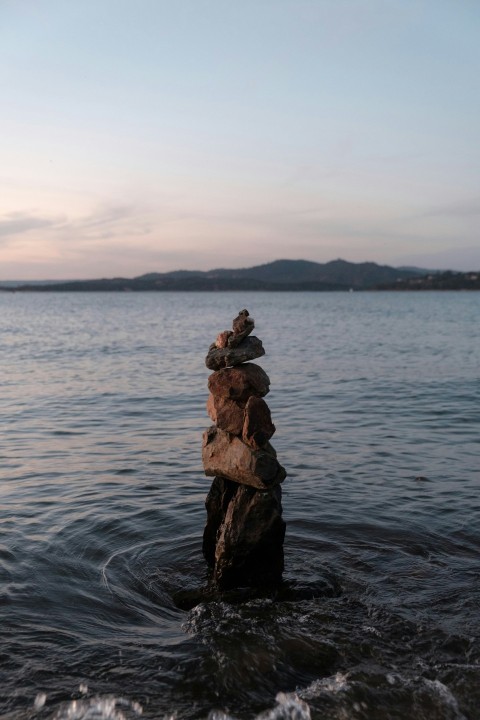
[{"x1": 172, "y1": 574, "x2": 341, "y2": 610}]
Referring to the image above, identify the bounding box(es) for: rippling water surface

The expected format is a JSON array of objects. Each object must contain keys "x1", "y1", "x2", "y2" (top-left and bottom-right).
[{"x1": 1, "y1": 291, "x2": 479, "y2": 720}]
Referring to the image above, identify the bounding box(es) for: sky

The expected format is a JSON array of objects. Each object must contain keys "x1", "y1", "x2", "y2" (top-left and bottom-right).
[{"x1": 1, "y1": 0, "x2": 479, "y2": 279}]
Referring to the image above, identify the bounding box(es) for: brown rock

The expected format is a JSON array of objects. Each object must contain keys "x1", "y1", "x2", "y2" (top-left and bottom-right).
[
  {"x1": 228, "y1": 309, "x2": 255, "y2": 348},
  {"x1": 205, "y1": 336, "x2": 265, "y2": 371},
  {"x1": 202, "y1": 476, "x2": 238, "y2": 567},
  {"x1": 208, "y1": 363, "x2": 270, "y2": 403},
  {"x1": 213, "y1": 483, "x2": 285, "y2": 589},
  {"x1": 242, "y1": 396, "x2": 276, "y2": 449},
  {"x1": 202, "y1": 309, "x2": 286, "y2": 591},
  {"x1": 215, "y1": 330, "x2": 232, "y2": 348},
  {"x1": 206, "y1": 393, "x2": 245, "y2": 436},
  {"x1": 202, "y1": 426, "x2": 286, "y2": 490}
]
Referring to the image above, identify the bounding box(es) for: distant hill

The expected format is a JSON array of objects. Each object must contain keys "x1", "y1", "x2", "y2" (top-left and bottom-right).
[
  {"x1": 375, "y1": 270, "x2": 480, "y2": 291},
  {"x1": 136, "y1": 258, "x2": 417, "y2": 288},
  {"x1": 0, "y1": 279, "x2": 69, "y2": 288},
  {"x1": 4, "y1": 259, "x2": 423, "y2": 292},
  {"x1": 396, "y1": 265, "x2": 438, "y2": 275}
]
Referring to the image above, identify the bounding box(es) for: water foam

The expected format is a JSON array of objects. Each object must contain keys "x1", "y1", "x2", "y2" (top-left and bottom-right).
[
  {"x1": 207, "y1": 693, "x2": 311, "y2": 720},
  {"x1": 50, "y1": 696, "x2": 143, "y2": 720}
]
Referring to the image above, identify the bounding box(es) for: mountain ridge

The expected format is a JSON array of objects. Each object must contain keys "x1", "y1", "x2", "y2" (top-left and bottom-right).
[
  {"x1": 2, "y1": 258, "x2": 418, "y2": 291},
  {"x1": 134, "y1": 258, "x2": 422, "y2": 286},
  {"x1": 3, "y1": 258, "x2": 470, "y2": 292}
]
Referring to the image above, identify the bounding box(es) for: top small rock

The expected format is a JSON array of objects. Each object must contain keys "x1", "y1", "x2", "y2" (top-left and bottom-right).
[
  {"x1": 228, "y1": 309, "x2": 255, "y2": 348},
  {"x1": 206, "y1": 309, "x2": 263, "y2": 370}
]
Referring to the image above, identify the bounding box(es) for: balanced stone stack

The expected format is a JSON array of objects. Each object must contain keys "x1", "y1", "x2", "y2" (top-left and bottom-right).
[{"x1": 202, "y1": 310, "x2": 286, "y2": 589}]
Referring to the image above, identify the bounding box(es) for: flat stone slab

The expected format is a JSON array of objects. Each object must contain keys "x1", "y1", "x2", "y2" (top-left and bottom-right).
[
  {"x1": 208, "y1": 363, "x2": 270, "y2": 403},
  {"x1": 202, "y1": 426, "x2": 286, "y2": 490},
  {"x1": 205, "y1": 336, "x2": 265, "y2": 370}
]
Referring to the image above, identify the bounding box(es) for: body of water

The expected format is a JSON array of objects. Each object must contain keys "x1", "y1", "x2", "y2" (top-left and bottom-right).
[{"x1": 1, "y1": 291, "x2": 479, "y2": 720}]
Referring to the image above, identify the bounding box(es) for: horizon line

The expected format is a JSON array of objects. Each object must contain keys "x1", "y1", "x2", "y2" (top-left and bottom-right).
[{"x1": 1, "y1": 256, "x2": 470, "y2": 284}]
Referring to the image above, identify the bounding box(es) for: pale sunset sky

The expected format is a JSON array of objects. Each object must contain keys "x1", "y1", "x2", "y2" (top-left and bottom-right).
[{"x1": 1, "y1": 0, "x2": 479, "y2": 279}]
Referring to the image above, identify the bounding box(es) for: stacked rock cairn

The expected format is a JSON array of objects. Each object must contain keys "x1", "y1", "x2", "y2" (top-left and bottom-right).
[{"x1": 202, "y1": 309, "x2": 287, "y2": 590}]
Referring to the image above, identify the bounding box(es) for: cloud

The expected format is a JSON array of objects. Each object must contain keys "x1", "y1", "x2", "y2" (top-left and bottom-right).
[
  {"x1": 0, "y1": 211, "x2": 61, "y2": 242},
  {"x1": 2, "y1": 191, "x2": 477, "y2": 279},
  {"x1": 58, "y1": 203, "x2": 155, "y2": 243},
  {"x1": 75, "y1": 205, "x2": 135, "y2": 233}
]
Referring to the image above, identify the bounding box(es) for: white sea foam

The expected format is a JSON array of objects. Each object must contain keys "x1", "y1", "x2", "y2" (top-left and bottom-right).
[
  {"x1": 422, "y1": 679, "x2": 466, "y2": 718},
  {"x1": 361, "y1": 624, "x2": 382, "y2": 637},
  {"x1": 34, "y1": 693, "x2": 47, "y2": 710},
  {"x1": 300, "y1": 672, "x2": 350, "y2": 699},
  {"x1": 207, "y1": 692, "x2": 311, "y2": 720},
  {"x1": 41, "y1": 675, "x2": 468, "y2": 720},
  {"x1": 51, "y1": 696, "x2": 143, "y2": 720},
  {"x1": 260, "y1": 692, "x2": 311, "y2": 720}
]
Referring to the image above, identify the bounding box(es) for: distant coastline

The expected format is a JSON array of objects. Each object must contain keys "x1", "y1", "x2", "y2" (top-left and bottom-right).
[
  {"x1": 1, "y1": 259, "x2": 479, "y2": 292},
  {"x1": 374, "y1": 270, "x2": 480, "y2": 291}
]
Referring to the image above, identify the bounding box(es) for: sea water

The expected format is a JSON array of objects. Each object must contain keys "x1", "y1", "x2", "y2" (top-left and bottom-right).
[{"x1": 1, "y1": 291, "x2": 479, "y2": 720}]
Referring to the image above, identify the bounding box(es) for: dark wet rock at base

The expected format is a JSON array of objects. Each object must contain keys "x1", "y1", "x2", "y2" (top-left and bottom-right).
[
  {"x1": 242, "y1": 396, "x2": 276, "y2": 449},
  {"x1": 202, "y1": 426, "x2": 286, "y2": 490},
  {"x1": 215, "y1": 483, "x2": 285, "y2": 589},
  {"x1": 205, "y1": 336, "x2": 265, "y2": 371},
  {"x1": 202, "y1": 476, "x2": 238, "y2": 567},
  {"x1": 202, "y1": 476, "x2": 285, "y2": 590},
  {"x1": 208, "y1": 363, "x2": 270, "y2": 403}
]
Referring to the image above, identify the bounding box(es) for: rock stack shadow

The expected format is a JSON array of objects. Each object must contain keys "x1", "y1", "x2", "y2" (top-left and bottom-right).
[{"x1": 202, "y1": 310, "x2": 286, "y2": 591}]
